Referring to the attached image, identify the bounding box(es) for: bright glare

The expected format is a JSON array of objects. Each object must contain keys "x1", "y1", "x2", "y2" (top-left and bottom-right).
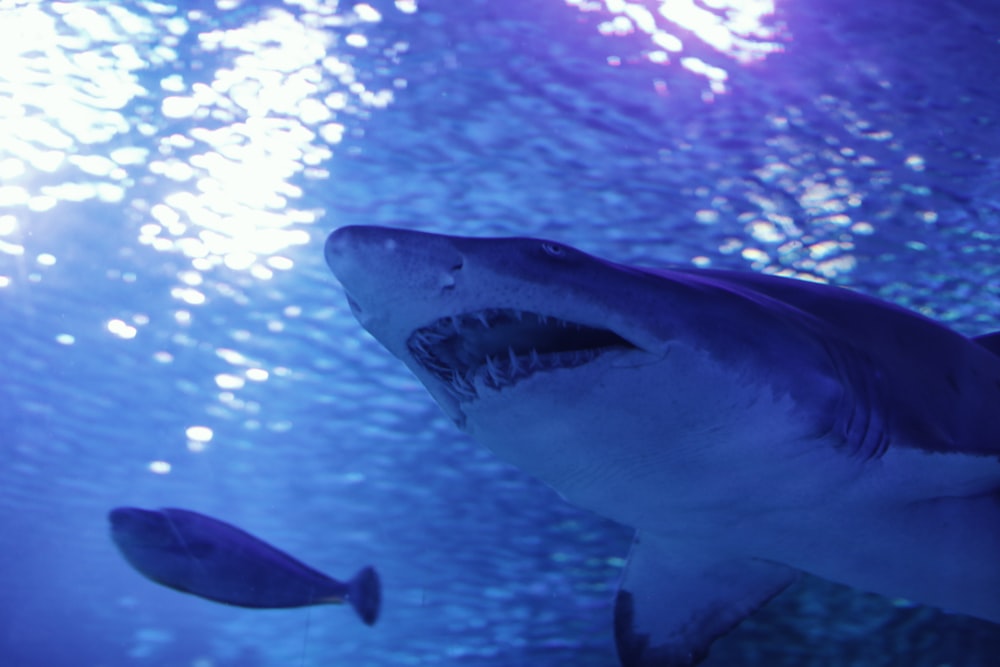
[
  {"x1": 0, "y1": 2, "x2": 401, "y2": 298},
  {"x1": 148, "y1": 460, "x2": 172, "y2": 474},
  {"x1": 107, "y1": 319, "x2": 138, "y2": 340},
  {"x1": 571, "y1": 0, "x2": 785, "y2": 94},
  {"x1": 246, "y1": 368, "x2": 269, "y2": 382},
  {"x1": 215, "y1": 373, "x2": 246, "y2": 390},
  {"x1": 185, "y1": 425, "x2": 214, "y2": 442},
  {"x1": 140, "y1": 6, "x2": 396, "y2": 295},
  {"x1": 0, "y1": 3, "x2": 150, "y2": 210}
]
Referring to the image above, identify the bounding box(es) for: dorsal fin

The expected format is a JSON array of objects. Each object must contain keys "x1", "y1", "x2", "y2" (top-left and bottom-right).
[{"x1": 973, "y1": 332, "x2": 1000, "y2": 357}]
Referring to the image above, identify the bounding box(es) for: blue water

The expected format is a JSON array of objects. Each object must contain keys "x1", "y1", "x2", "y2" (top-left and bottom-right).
[{"x1": 1, "y1": 0, "x2": 999, "y2": 665}]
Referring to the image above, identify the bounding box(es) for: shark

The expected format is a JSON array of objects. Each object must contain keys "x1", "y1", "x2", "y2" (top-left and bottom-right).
[{"x1": 324, "y1": 225, "x2": 1000, "y2": 666}]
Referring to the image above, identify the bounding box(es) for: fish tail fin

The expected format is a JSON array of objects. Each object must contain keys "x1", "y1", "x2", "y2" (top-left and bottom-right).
[{"x1": 347, "y1": 565, "x2": 381, "y2": 626}]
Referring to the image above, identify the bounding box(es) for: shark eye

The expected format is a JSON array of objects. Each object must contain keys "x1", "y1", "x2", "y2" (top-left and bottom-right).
[{"x1": 541, "y1": 242, "x2": 565, "y2": 258}]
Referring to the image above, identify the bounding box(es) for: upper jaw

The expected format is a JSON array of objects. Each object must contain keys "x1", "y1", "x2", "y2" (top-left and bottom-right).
[{"x1": 404, "y1": 306, "x2": 641, "y2": 405}]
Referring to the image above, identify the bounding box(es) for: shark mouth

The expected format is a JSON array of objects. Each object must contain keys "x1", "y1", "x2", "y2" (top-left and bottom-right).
[{"x1": 406, "y1": 309, "x2": 638, "y2": 400}]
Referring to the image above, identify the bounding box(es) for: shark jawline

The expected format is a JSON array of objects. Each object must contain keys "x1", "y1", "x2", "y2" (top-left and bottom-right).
[{"x1": 406, "y1": 308, "x2": 638, "y2": 400}]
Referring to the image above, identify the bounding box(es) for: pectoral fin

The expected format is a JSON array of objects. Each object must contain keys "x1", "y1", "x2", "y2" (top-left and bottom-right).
[{"x1": 614, "y1": 532, "x2": 798, "y2": 667}]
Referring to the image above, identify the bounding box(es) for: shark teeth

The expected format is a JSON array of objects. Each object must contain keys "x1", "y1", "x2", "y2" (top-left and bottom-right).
[{"x1": 406, "y1": 309, "x2": 636, "y2": 401}]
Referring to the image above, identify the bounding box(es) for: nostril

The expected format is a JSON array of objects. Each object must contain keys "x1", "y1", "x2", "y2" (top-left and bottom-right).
[{"x1": 440, "y1": 257, "x2": 463, "y2": 291}]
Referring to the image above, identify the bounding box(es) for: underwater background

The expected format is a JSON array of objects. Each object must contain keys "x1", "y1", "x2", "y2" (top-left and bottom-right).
[{"x1": 1, "y1": 0, "x2": 999, "y2": 665}]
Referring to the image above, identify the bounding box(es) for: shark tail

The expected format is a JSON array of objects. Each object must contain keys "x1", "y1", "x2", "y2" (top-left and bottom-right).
[{"x1": 347, "y1": 565, "x2": 381, "y2": 626}]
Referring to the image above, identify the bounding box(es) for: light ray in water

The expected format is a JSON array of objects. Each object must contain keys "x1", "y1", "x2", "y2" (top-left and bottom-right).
[{"x1": 567, "y1": 0, "x2": 786, "y2": 94}]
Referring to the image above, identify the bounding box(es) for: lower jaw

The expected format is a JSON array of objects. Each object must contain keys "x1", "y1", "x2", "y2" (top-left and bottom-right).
[{"x1": 432, "y1": 349, "x2": 614, "y2": 402}]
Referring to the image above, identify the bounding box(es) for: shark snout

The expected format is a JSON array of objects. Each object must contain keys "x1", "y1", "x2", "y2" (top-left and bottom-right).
[
  {"x1": 325, "y1": 226, "x2": 467, "y2": 338},
  {"x1": 326, "y1": 225, "x2": 465, "y2": 293},
  {"x1": 325, "y1": 226, "x2": 668, "y2": 356}
]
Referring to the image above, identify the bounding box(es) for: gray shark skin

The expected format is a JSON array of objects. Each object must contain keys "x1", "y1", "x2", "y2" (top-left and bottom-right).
[{"x1": 325, "y1": 225, "x2": 1000, "y2": 666}]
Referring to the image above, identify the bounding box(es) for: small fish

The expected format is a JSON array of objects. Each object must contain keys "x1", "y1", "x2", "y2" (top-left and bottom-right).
[{"x1": 109, "y1": 506, "x2": 380, "y2": 625}]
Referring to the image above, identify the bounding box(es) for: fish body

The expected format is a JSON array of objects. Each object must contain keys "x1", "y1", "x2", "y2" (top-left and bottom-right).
[
  {"x1": 109, "y1": 507, "x2": 380, "y2": 625},
  {"x1": 325, "y1": 225, "x2": 1000, "y2": 665}
]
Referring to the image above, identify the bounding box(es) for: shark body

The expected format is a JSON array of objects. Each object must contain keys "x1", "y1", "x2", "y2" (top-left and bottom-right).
[{"x1": 325, "y1": 225, "x2": 1000, "y2": 666}]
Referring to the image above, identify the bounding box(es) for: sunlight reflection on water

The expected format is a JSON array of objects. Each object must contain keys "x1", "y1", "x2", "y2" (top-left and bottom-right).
[
  {"x1": 0, "y1": 0, "x2": 409, "y2": 474},
  {"x1": 0, "y1": 0, "x2": 403, "y2": 284},
  {"x1": 569, "y1": 0, "x2": 785, "y2": 95},
  {"x1": 133, "y1": 5, "x2": 400, "y2": 282}
]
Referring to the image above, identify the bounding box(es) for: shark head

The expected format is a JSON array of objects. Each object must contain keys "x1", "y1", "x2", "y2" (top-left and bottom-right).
[
  {"x1": 325, "y1": 225, "x2": 840, "y2": 520},
  {"x1": 326, "y1": 225, "x2": 661, "y2": 423}
]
